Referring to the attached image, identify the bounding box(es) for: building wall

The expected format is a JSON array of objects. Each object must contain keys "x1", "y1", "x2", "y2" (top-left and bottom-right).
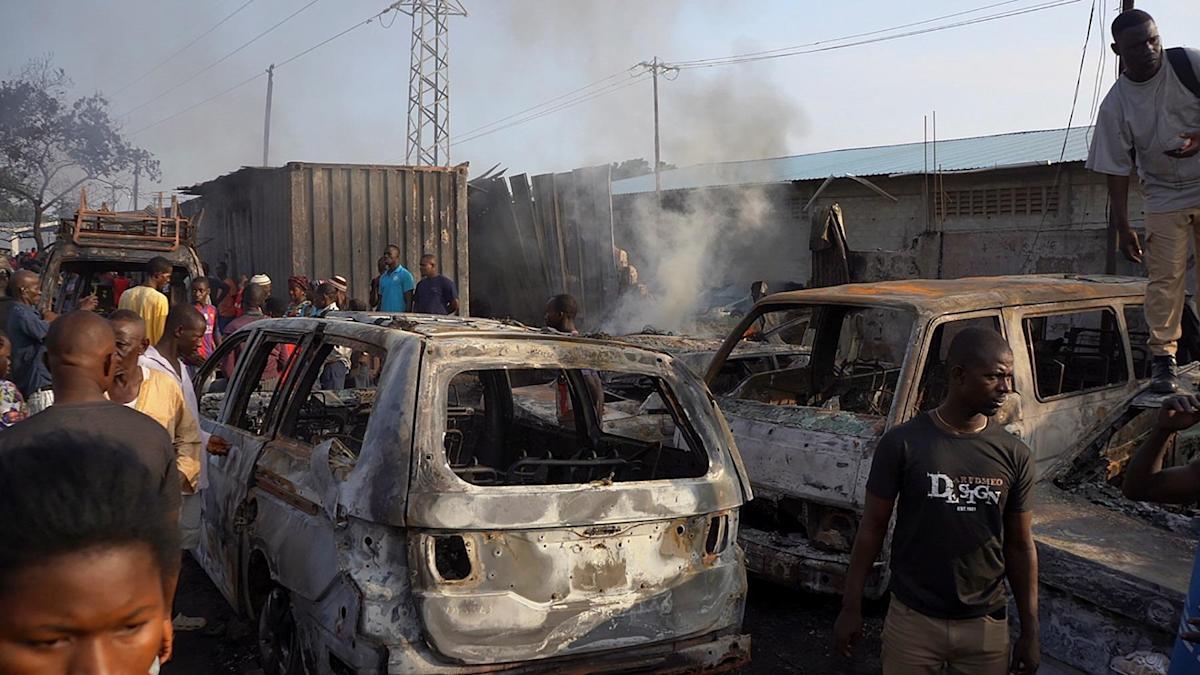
[{"x1": 612, "y1": 162, "x2": 1149, "y2": 294}]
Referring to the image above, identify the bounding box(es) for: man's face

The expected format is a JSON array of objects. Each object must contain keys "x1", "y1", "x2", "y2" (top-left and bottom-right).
[
  {"x1": 177, "y1": 324, "x2": 205, "y2": 358},
  {"x1": 152, "y1": 271, "x2": 171, "y2": 291},
  {"x1": 385, "y1": 249, "x2": 400, "y2": 271},
  {"x1": 289, "y1": 285, "x2": 305, "y2": 303},
  {"x1": 1114, "y1": 20, "x2": 1162, "y2": 80},
  {"x1": 0, "y1": 340, "x2": 12, "y2": 380},
  {"x1": 191, "y1": 282, "x2": 209, "y2": 305},
  {"x1": 112, "y1": 322, "x2": 147, "y2": 374},
  {"x1": 545, "y1": 302, "x2": 563, "y2": 330},
  {"x1": 951, "y1": 350, "x2": 1015, "y2": 417},
  {"x1": 420, "y1": 259, "x2": 436, "y2": 277},
  {"x1": 16, "y1": 277, "x2": 39, "y2": 306},
  {"x1": 0, "y1": 544, "x2": 167, "y2": 675}
]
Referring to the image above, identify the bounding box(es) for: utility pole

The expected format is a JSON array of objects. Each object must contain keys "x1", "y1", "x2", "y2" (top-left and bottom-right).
[
  {"x1": 262, "y1": 64, "x2": 275, "y2": 167},
  {"x1": 398, "y1": 0, "x2": 467, "y2": 166},
  {"x1": 636, "y1": 57, "x2": 679, "y2": 196},
  {"x1": 132, "y1": 158, "x2": 140, "y2": 211},
  {"x1": 1107, "y1": 0, "x2": 1134, "y2": 274}
]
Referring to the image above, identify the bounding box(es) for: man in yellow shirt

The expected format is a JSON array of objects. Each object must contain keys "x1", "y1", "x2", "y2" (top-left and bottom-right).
[
  {"x1": 118, "y1": 257, "x2": 172, "y2": 345},
  {"x1": 108, "y1": 310, "x2": 202, "y2": 543}
]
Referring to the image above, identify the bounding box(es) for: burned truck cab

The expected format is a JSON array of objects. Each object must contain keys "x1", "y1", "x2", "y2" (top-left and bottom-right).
[{"x1": 194, "y1": 314, "x2": 751, "y2": 674}]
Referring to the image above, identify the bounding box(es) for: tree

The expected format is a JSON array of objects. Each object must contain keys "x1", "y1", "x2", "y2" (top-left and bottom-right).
[
  {"x1": 0, "y1": 57, "x2": 160, "y2": 251},
  {"x1": 610, "y1": 157, "x2": 676, "y2": 180}
]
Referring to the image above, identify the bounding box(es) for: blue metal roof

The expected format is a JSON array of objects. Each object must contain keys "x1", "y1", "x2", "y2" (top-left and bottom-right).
[{"x1": 611, "y1": 126, "x2": 1093, "y2": 195}]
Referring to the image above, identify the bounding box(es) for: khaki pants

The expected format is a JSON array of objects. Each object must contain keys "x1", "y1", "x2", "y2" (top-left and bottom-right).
[
  {"x1": 881, "y1": 596, "x2": 1009, "y2": 675},
  {"x1": 1145, "y1": 208, "x2": 1200, "y2": 357}
]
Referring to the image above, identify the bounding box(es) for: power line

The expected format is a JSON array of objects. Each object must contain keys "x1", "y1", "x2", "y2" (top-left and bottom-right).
[
  {"x1": 455, "y1": 68, "x2": 637, "y2": 139},
  {"x1": 672, "y1": 0, "x2": 1083, "y2": 69},
  {"x1": 128, "y1": 3, "x2": 402, "y2": 137},
  {"x1": 452, "y1": 74, "x2": 650, "y2": 146},
  {"x1": 118, "y1": 0, "x2": 323, "y2": 120},
  {"x1": 1018, "y1": 0, "x2": 1097, "y2": 273},
  {"x1": 111, "y1": 0, "x2": 258, "y2": 97}
]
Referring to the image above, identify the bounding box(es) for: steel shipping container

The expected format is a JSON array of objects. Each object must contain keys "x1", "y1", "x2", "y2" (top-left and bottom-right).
[{"x1": 183, "y1": 162, "x2": 468, "y2": 313}]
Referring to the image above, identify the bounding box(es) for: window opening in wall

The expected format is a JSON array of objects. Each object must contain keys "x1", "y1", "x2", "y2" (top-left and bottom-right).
[{"x1": 936, "y1": 185, "x2": 1059, "y2": 219}]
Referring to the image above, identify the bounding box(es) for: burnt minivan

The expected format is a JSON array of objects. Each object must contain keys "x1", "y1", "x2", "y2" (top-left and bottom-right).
[{"x1": 194, "y1": 313, "x2": 751, "y2": 674}]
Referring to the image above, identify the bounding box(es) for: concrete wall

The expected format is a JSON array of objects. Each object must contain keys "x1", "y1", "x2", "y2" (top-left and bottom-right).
[{"x1": 612, "y1": 162, "x2": 1150, "y2": 291}]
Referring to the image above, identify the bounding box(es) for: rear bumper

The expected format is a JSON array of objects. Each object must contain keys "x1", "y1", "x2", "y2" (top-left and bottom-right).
[
  {"x1": 409, "y1": 631, "x2": 751, "y2": 674},
  {"x1": 740, "y1": 526, "x2": 885, "y2": 598}
]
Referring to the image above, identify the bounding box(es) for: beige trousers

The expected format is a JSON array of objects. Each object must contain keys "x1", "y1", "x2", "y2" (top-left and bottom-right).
[
  {"x1": 1144, "y1": 208, "x2": 1200, "y2": 357},
  {"x1": 881, "y1": 596, "x2": 1009, "y2": 675}
]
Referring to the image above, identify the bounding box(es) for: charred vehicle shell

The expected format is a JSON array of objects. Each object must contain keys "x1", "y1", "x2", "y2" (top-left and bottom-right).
[
  {"x1": 703, "y1": 274, "x2": 1200, "y2": 672},
  {"x1": 193, "y1": 314, "x2": 751, "y2": 673}
]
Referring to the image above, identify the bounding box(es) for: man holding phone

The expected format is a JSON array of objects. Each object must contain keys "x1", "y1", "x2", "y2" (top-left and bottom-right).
[{"x1": 1089, "y1": 9, "x2": 1200, "y2": 394}]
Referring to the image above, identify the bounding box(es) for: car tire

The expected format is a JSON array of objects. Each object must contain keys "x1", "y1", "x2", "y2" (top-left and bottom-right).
[{"x1": 258, "y1": 586, "x2": 311, "y2": 675}]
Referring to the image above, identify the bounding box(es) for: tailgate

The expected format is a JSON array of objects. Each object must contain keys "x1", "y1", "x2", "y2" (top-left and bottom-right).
[{"x1": 410, "y1": 512, "x2": 746, "y2": 665}]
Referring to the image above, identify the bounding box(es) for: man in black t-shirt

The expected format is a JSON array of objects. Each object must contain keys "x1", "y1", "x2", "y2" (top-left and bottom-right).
[{"x1": 834, "y1": 327, "x2": 1039, "y2": 675}]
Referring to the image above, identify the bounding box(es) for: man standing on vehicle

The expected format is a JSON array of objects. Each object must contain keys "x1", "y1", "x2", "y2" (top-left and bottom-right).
[
  {"x1": 378, "y1": 244, "x2": 415, "y2": 313},
  {"x1": 834, "y1": 328, "x2": 1039, "y2": 674},
  {"x1": 119, "y1": 257, "x2": 172, "y2": 345},
  {"x1": 1087, "y1": 9, "x2": 1200, "y2": 393},
  {"x1": 413, "y1": 254, "x2": 459, "y2": 315}
]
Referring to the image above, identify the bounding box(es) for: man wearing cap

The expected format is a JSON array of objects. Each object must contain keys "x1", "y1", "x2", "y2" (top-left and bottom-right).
[
  {"x1": 330, "y1": 275, "x2": 349, "y2": 310},
  {"x1": 249, "y1": 274, "x2": 272, "y2": 298},
  {"x1": 286, "y1": 276, "x2": 314, "y2": 317},
  {"x1": 378, "y1": 244, "x2": 415, "y2": 313}
]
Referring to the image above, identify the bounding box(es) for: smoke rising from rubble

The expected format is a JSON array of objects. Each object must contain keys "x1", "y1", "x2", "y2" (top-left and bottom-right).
[{"x1": 602, "y1": 186, "x2": 777, "y2": 336}]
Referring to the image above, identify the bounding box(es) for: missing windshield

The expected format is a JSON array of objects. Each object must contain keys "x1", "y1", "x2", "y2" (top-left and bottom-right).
[{"x1": 443, "y1": 368, "x2": 708, "y2": 486}]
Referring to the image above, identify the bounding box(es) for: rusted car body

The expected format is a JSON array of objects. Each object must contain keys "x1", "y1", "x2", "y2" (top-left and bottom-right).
[
  {"x1": 701, "y1": 274, "x2": 1200, "y2": 672},
  {"x1": 40, "y1": 192, "x2": 202, "y2": 313},
  {"x1": 193, "y1": 314, "x2": 751, "y2": 674}
]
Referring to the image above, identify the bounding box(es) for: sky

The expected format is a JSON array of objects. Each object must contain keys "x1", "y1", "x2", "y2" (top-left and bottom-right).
[{"x1": 3, "y1": 0, "x2": 1199, "y2": 200}]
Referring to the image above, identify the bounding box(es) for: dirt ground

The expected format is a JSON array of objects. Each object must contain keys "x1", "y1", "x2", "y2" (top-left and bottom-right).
[{"x1": 163, "y1": 554, "x2": 884, "y2": 675}]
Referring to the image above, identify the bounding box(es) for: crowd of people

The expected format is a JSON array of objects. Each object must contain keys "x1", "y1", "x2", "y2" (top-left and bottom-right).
[{"x1": 0, "y1": 244, "x2": 458, "y2": 672}]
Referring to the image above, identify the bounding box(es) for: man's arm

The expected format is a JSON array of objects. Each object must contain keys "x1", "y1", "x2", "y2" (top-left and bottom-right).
[
  {"x1": 1004, "y1": 510, "x2": 1040, "y2": 674},
  {"x1": 1106, "y1": 173, "x2": 1143, "y2": 263},
  {"x1": 834, "y1": 492, "x2": 895, "y2": 657},
  {"x1": 1123, "y1": 395, "x2": 1200, "y2": 503},
  {"x1": 404, "y1": 290, "x2": 414, "y2": 313}
]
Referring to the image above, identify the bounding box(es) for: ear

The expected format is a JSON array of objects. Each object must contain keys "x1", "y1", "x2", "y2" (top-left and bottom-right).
[
  {"x1": 102, "y1": 352, "x2": 115, "y2": 378},
  {"x1": 948, "y1": 363, "x2": 965, "y2": 386},
  {"x1": 1111, "y1": 41, "x2": 1120, "y2": 56}
]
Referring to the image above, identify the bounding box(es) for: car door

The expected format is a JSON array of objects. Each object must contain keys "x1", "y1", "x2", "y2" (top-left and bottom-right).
[{"x1": 192, "y1": 325, "x2": 312, "y2": 606}]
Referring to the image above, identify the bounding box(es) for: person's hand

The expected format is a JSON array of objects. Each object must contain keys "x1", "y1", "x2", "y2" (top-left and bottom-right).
[
  {"x1": 1119, "y1": 227, "x2": 1143, "y2": 264},
  {"x1": 1158, "y1": 394, "x2": 1200, "y2": 432},
  {"x1": 1174, "y1": 132, "x2": 1200, "y2": 158},
  {"x1": 207, "y1": 435, "x2": 232, "y2": 456},
  {"x1": 78, "y1": 294, "x2": 99, "y2": 312},
  {"x1": 42, "y1": 309, "x2": 58, "y2": 323},
  {"x1": 1180, "y1": 617, "x2": 1200, "y2": 643},
  {"x1": 159, "y1": 617, "x2": 174, "y2": 663},
  {"x1": 1010, "y1": 631, "x2": 1039, "y2": 674},
  {"x1": 833, "y1": 607, "x2": 863, "y2": 658}
]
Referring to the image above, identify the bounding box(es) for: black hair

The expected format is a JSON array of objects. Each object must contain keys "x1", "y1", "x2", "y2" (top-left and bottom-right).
[
  {"x1": 348, "y1": 298, "x2": 368, "y2": 311},
  {"x1": 146, "y1": 256, "x2": 172, "y2": 276},
  {"x1": 316, "y1": 281, "x2": 338, "y2": 299},
  {"x1": 0, "y1": 438, "x2": 179, "y2": 589},
  {"x1": 946, "y1": 327, "x2": 1012, "y2": 371},
  {"x1": 1112, "y1": 9, "x2": 1154, "y2": 41},
  {"x1": 547, "y1": 293, "x2": 578, "y2": 319},
  {"x1": 165, "y1": 304, "x2": 206, "y2": 332},
  {"x1": 108, "y1": 308, "x2": 143, "y2": 324},
  {"x1": 263, "y1": 296, "x2": 287, "y2": 318},
  {"x1": 421, "y1": 253, "x2": 436, "y2": 263},
  {"x1": 385, "y1": 244, "x2": 401, "y2": 255},
  {"x1": 242, "y1": 283, "x2": 267, "y2": 309},
  {"x1": 191, "y1": 276, "x2": 210, "y2": 289}
]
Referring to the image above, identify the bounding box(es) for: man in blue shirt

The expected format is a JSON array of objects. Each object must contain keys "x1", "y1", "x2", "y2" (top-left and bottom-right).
[
  {"x1": 378, "y1": 244, "x2": 415, "y2": 313},
  {"x1": 413, "y1": 254, "x2": 459, "y2": 315}
]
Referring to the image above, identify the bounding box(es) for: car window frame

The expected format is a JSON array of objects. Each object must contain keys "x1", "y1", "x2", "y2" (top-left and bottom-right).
[
  {"x1": 223, "y1": 328, "x2": 316, "y2": 439},
  {"x1": 897, "y1": 310, "x2": 1004, "y2": 423},
  {"x1": 192, "y1": 330, "x2": 252, "y2": 425},
  {"x1": 1021, "y1": 304, "x2": 1130, "y2": 403}
]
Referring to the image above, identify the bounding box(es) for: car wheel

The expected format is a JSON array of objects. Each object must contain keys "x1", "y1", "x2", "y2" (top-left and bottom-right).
[{"x1": 258, "y1": 586, "x2": 309, "y2": 675}]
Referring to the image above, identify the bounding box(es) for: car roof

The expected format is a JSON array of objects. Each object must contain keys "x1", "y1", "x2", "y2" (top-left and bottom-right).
[
  {"x1": 248, "y1": 312, "x2": 580, "y2": 341},
  {"x1": 758, "y1": 274, "x2": 1147, "y2": 315}
]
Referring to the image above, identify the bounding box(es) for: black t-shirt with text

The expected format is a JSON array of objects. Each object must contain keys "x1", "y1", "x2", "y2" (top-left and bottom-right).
[{"x1": 866, "y1": 412, "x2": 1034, "y2": 620}]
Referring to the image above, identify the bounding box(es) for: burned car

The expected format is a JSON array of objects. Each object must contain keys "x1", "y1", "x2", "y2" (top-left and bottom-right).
[
  {"x1": 193, "y1": 313, "x2": 751, "y2": 674},
  {"x1": 40, "y1": 190, "x2": 202, "y2": 314},
  {"x1": 702, "y1": 274, "x2": 1200, "y2": 673}
]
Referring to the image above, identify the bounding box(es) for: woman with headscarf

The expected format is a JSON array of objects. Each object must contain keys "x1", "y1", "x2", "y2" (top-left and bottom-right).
[{"x1": 285, "y1": 276, "x2": 314, "y2": 317}]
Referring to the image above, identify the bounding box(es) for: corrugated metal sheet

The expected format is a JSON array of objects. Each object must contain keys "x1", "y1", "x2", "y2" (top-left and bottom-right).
[
  {"x1": 612, "y1": 126, "x2": 1093, "y2": 195},
  {"x1": 184, "y1": 162, "x2": 468, "y2": 312}
]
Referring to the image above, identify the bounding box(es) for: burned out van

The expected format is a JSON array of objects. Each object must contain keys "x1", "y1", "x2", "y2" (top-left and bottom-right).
[{"x1": 193, "y1": 313, "x2": 751, "y2": 673}]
